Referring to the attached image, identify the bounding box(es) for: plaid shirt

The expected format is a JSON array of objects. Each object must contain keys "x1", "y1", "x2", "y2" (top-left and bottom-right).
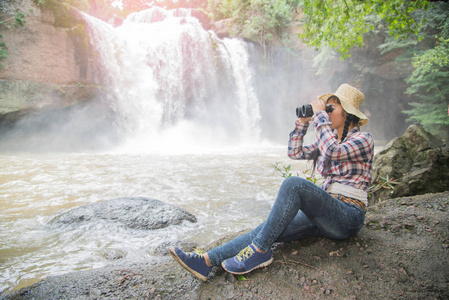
[{"x1": 288, "y1": 111, "x2": 374, "y2": 192}]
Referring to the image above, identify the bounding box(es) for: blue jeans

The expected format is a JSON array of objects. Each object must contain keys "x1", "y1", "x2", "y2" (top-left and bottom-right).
[{"x1": 208, "y1": 176, "x2": 365, "y2": 266}]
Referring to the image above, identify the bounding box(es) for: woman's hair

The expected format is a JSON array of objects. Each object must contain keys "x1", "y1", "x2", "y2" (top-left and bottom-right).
[
  {"x1": 340, "y1": 113, "x2": 360, "y2": 142},
  {"x1": 310, "y1": 98, "x2": 360, "y2": 174}
]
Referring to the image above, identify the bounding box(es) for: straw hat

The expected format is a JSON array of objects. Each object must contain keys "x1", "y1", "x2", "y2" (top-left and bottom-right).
[{"x1": 318, "y1": 84, "x2": 369, "y2": 126}]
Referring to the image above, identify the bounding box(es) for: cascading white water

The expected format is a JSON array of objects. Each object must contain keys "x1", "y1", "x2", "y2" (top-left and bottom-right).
[
  {"x1": 219, "y1": 39, "x2": 262, "y2": 143},
  {"x1": 82, "y1": 7, "x2": 262, "y2": 151}
]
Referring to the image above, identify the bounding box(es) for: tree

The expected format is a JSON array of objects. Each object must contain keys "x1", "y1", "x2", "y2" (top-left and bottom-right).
[
  {"x1": 298, "y1": 0, "x2": 430, "y2": 59},
  {"x1": 299, "y1": 0, "x2": 449, "y2": 138},
  {"x1": 240, "y1": 0, "x2": 297, "y2": 48},
  {"x1": 207, "y1": 0, "x2": 299, "y2": 52},
  {"x1": 402, "y1": 2, "x2": 449, "y2": 139}
]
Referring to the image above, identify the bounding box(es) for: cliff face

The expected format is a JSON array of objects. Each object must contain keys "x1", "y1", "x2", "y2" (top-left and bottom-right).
[{"x1": 0, "y1": 4, "x2": 96, "y2": 115}]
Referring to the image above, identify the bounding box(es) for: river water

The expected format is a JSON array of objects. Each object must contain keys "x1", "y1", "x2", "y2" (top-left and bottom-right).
[{"x1": 0, "y1": 146, "x2": 313, "y2": 293}]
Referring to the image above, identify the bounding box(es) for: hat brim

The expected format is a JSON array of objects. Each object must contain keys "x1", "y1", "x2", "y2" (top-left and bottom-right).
[{"x1": 318, "y1": 93, "x2": 369, "y2": 126}]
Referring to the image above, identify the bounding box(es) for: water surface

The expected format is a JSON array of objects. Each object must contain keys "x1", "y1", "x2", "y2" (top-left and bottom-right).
[{"x1": 0, "y1": 146, "x2": 310, "y2": 293}]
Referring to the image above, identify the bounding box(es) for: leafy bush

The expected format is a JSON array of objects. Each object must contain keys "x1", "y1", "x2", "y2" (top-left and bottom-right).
[
  {"x1": 208, "y1": 0, "x2": 298, "y2": 50},
  {"x1": 271, "y1": 161, "x2": 323, "y2": 185}
]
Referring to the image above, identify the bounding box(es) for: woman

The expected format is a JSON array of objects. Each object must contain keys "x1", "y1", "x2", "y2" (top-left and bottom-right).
[{"x1": 169, "y1": 83, "x2": 374, "y2": 281}]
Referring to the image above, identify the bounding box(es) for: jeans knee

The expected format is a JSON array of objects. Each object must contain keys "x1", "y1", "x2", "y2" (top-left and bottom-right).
[
  {"x1": 277, "y1": 177, "x2": 311, "y2": 208},
  {"x1": 282, "y1": 176, "x2": 307, "y2": 190},
  {"x1": 283, "y1": 176, "x2": 306, "y2": 185}
]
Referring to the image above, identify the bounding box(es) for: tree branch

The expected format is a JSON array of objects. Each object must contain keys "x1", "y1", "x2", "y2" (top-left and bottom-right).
[{"x1": 342, "y1": 0, "x2": 351, "y2": 19}]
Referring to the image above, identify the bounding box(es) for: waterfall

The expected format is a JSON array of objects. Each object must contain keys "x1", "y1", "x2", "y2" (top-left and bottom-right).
[
  {"x1": 81, "y1": 8, "x2": 262, "y2": 151},
  {"x1": 219, "y1": 39, "x2": 261, "y2": 143}
]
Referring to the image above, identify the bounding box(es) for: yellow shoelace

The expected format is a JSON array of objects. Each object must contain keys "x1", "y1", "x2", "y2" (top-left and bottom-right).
[
  {"x1": 236, "y1": 246, "x2": 255, "y2": 262},
  {"x1": 188, "y1": 253, "x2": 203, "y2": 259}
]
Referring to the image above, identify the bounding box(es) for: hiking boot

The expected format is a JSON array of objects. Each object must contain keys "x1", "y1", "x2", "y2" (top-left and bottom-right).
[
  {"x1": 169, "y1": 247, "x2": 211, "y2": 281},
  {"x1": 221, "y1": 244, "x2": 273, "y2": 275}
]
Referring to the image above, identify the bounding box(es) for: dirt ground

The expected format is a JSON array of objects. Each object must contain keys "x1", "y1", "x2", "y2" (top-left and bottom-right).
[{"x1": 3, "y1": 192, "x2": 448, "y2": 300}]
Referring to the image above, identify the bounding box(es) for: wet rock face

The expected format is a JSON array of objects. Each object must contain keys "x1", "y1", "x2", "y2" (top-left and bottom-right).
[
  {"x1": 371, "y1": 125, "x2": 449, "y2": 203},
  {"x1": 49, "y1": 197, "x2": 197, "y2": 230},
  {"x1": 0, "y1": 1, "x2": 96, "y2": 116}
]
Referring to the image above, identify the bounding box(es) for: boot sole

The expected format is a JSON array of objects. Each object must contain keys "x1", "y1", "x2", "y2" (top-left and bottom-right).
[
  {"x1": 169, "y1": 247, "x2": 208, "y2": 281},
  {"x1": 221, "y1": 257, "x2": 274, "y2": 275}
]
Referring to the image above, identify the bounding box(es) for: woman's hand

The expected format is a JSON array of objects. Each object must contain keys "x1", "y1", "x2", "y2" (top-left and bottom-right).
[
  {"x1": 311, "y1": 98, "x2": 326, "y2": 114},
  {"x1": 297, "y1": 116, "x2": 311, "y2": 124},
  {"x1": 297, "y1": 99, "x2": 326, "y2": 123}
]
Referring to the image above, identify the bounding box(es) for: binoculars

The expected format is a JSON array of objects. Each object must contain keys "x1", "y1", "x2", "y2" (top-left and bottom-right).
[{"x1": 296, "y1": 104, "x2": 334, "y2": 118}]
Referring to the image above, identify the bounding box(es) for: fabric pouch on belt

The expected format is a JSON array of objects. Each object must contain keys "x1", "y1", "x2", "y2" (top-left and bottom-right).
[{"x1": 327, "y1": 183, "x2": 368, "y2": 207}]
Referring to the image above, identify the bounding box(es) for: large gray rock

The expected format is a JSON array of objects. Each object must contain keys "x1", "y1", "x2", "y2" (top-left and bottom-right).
[
  {"x1": 371, "y1": 125, "x2": 449, "y2": 203},
  {"x1": 49, "y1": 197, "x2": 197, "y2": 230}
]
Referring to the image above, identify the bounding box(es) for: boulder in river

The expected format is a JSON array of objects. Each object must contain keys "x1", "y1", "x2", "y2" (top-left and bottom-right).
[{"x1": 49, "y1": 197, "x2": 197, "y2": 230}]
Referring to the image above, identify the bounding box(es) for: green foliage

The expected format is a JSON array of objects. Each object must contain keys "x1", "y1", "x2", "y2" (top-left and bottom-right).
[
  {"x1": 242, "y1": 0, "x2": 294, "y2": 43},
  {"x1": 0, "y1": 36, "x2": 7, "y2": 66},
  {"x1": 0, "y1": 9, "x2": 29, "y2": 70},
  {"x1": 236, "y1": 274, "x2": 247, "y2": 281},
  {"x1": 208, "y1": 0, "x2": 298, "y2": 49},
  {"x1": 272, "y1": 161, "x2": 300, "y2": 178},
  {"x1": 369, "y1": 174, "x2": 398, "y2": 200},
  {"x1": 207, "y1": 0, "x2": 235, "y2": 21},
  {"x1": 207, "y1": 0, "x2": 429, "y2": 59},
  {"x1": 0, "y1": 10, "x2": 28, "y2": 28},
  {"x1": 298, "y1": 0, "x2": 430, "y2": 59},
  {"x1": 369, "y1": 174, "x2": 399, "y2": 195},
  {"x1": 400, "y1": 3, "x2": 449, "y2": 139},
  {"x1": 271, "y1": 161, "x2": 323, "y2": 185}
]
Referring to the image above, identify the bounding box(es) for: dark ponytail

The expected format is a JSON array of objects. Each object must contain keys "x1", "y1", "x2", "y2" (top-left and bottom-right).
[{"x1": 340, "y1": 114, "x2": 360, "y2": 143}]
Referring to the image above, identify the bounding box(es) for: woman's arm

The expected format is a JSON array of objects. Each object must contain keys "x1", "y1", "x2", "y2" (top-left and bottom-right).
[{"x1": 288, "y1": 120, "x2": 319, "y2": 160}]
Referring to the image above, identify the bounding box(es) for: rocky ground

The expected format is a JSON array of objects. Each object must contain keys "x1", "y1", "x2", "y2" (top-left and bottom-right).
[{"x1": 3, "y1": 192, "x2": 448, "y2": 300}]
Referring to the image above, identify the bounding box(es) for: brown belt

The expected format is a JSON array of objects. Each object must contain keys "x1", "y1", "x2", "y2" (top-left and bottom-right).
[{"x1": 330, "y1": 193, "x2": 366, "y2": 211}]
